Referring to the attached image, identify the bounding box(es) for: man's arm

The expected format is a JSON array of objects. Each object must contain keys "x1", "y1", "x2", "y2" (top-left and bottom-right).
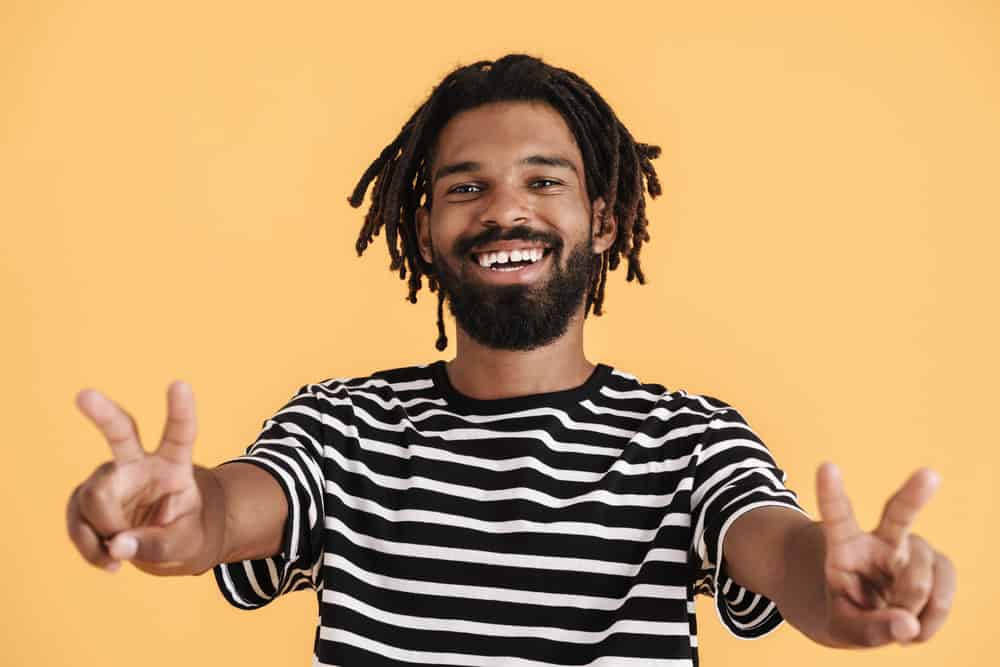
[
  {"x1": 723, "y1": 507, "x2": 836, "y2": 645},
  {"x1": 211, "y1": 462, "x2": 288, "y2": 563},
  {"x1": 720, "y1": 464, "x2": 956, "y2": 648},
  {"x1": 112, "y1": 463, "x2": 287, "y2": 576}
]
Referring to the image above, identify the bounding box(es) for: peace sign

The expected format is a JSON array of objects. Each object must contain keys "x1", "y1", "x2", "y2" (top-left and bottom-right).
[
  {"x1": 66, "y1": 381, "x2": 208, "y2": 574},
  {"x1": 816, "y1": 462, "x2": 957, "y2": 646}
]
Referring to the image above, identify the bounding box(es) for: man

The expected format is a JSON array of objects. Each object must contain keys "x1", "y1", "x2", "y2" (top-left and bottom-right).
[{"x1": 67, "y1": 54, "x2": 955, "y2": 665}]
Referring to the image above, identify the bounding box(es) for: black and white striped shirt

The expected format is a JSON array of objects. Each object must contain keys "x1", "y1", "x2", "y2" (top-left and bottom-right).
[{"x1": 214, "y1": 361, "x2": 807, "y2": 666}]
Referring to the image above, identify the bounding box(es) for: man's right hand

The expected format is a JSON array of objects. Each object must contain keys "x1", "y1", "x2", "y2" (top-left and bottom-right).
[{"x1": 67, "y1": 381, "x2": 220, "y2": 575}]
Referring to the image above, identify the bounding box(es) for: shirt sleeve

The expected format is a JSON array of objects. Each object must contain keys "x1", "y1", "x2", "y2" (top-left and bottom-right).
[
  {"x1": 688, "y1": 401, "x2": 811, "y2": 639},
  {"x1": 213, "y1": 383, "x2": 327, "y2": 609}
]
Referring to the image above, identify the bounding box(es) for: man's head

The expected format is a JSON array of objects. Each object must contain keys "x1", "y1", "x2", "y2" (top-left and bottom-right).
[{"x1": 348, "y1": 54, "x2": 662, "y2": 350}]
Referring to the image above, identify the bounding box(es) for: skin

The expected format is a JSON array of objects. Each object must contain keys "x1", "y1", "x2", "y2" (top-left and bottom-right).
[
  {"x1": 415, "y1": 100, "x2": 616, "y2": 400},
  {"x1": 66, "y1": 99, "x2": 955, "y2": 651}
]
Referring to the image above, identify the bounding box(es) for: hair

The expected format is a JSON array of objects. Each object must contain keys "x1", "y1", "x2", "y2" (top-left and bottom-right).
[{"x1": 347, "y1": 53, "x2": 663, "y2": 351}]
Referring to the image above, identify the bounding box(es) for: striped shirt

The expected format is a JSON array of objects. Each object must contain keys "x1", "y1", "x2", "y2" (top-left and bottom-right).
[{"x1": 214, "y1": 361, "x2": 807, "y2": 666}]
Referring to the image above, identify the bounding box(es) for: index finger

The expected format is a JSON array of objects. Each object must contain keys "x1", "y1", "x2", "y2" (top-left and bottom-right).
[
  {"x1": 816, "y1": 462, "x2": 862, "y2": 547},
  {"x1": 154, "y1": 381, "x2": 197, "y2": 465},
  {"x1": 75, "y1": 389, "x2": 145, "y2": 463},
  {"x1": 874, "y1": 468, "x2": 940, "y2": 549}
]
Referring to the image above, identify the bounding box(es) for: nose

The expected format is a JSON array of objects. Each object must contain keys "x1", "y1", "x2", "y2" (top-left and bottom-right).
[{"x1": 478, "y1": 181, "x2": 531, "y2": 228}]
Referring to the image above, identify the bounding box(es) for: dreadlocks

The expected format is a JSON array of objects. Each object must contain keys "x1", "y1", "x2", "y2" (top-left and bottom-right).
[{"x1": 347, "y1": 54, "x2": 663, "y2": 351}]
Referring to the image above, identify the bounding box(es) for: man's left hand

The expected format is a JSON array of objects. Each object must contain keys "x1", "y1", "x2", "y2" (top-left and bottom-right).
[{"x1": 815, "y1": 463, "x2": 957, "y2": 647}]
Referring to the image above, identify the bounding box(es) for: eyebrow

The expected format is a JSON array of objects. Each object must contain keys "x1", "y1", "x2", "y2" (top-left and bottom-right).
[{"x1": 433, "y1": 154, "x2": 578, "y2": 182}]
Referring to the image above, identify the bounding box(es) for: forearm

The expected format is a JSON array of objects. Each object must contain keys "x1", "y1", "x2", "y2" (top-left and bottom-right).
[
  {"x1": 777, "y1": 521, "x2": 841, "y2": 647},
  {"x1": 192, "y1": 465, "x2": 231, "y2": 574},
  {"x1": 138, "y1": 463, "x2": 285, "y2": 577}
]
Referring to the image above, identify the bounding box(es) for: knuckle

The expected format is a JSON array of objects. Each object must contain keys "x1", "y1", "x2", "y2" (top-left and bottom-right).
[
  {"x1": 927, "y1": 594, "x2": 952, "y2": 614},
  {"x1": 939, "y1": 553, "x2": 955, "y2": 573},
  {"x1": 78, "y1": 480, "x2": 113, "y2": 508},
  {"x1": 66, "y1": 519, "x2": 87, "y2": 546},
  {"x1": 912, "y1": 579, "x2": 933, "y2": 598},
  {"x1": 66, "y1": 485, "x2": 82, "y2": 516}
]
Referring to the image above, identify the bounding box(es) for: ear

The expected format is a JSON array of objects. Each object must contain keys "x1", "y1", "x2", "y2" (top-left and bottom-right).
[
  {"x1": 590, "y1": 197, "x2": 617, "y2": 254},
  {"x1": 415, "y1": 206, "x2": 434, "y2": 264}
]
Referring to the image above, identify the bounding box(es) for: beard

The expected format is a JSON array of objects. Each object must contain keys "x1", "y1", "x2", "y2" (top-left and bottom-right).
[{"x1": 431, "y1": 227, "x2": 595, "y2": 351}]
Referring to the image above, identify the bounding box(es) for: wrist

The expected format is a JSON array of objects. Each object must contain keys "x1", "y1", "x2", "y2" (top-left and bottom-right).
[
  {"x1": 780, "y1": 520, "x2": 841, "y2": 647},
  {"x1": 190, "y1": 465, "x2": 227, "y2": 575}
]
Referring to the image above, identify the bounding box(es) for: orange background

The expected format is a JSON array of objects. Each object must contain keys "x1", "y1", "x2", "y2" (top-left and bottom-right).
[{"x1": 2, "y1": 1, "x2": 996, "y2": 665}]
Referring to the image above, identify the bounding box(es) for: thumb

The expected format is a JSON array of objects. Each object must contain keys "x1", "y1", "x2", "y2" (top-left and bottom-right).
[
  {"x1": 106, "y1": 521, "x2": 199, "y2": 565},
  {"x1": 831, "y1": 599, "x2": 921, "y2": 647}
]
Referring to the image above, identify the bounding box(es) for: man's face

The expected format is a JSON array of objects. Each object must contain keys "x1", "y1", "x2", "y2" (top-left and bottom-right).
[{"x1": 415, "y1": 100, "x2": 616, "y2": 351}]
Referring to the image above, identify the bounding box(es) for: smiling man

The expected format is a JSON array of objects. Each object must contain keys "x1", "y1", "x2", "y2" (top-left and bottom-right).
[{"x1": 68, "y1": 54, "x2": 955, "y2": 666}]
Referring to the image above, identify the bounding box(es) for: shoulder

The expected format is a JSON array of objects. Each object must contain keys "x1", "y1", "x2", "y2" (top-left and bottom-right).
[
  {"x1": 603, "y1": 366, "x2": 740, "y2": 424},
  {"x1": 307, "y1": 362, "x2": 439, "y2": 403}
]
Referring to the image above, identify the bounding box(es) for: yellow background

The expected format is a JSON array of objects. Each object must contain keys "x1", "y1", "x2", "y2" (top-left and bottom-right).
[{"x1": 2, "y1": 0, "x2": 996, "y2": 665}]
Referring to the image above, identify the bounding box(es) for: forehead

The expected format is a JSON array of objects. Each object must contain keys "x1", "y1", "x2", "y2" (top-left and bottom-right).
[{"x1": 432, "y1": 100, "x2": 583, "y2": 168}]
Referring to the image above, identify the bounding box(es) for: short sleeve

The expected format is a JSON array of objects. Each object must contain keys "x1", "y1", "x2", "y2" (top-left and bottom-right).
[
  {"x1": 689, "y1": 403, "x2": 810, "y2": 639},
  {"x1": 213, "y1": 383, "x2": 327, "y2": 609}
]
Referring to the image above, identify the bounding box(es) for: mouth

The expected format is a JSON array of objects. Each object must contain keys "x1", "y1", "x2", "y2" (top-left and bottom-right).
[
  {"x1": 469, "y1": 246, "x2": 553, "y2": 271},
  {"x1": 466, "y1": 245, "x2": 555, "y2": 283}
]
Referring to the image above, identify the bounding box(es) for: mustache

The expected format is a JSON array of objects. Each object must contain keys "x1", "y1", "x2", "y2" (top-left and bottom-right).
[{"x1": 453, "y1": 226, "x2": 563, "y2": 257}]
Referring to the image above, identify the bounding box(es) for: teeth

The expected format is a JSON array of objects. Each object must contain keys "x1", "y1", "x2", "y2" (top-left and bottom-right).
[{"x1": 474, "y1": 247, "x2": 546, "y2": 269}]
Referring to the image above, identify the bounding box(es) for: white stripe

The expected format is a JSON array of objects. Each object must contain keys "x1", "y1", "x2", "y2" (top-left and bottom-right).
[
  {"x1": 409, "y1": 406, "x2": 639, "y2": 439},
  {"x1": 324, "y1": 515, "x2": 687, "y2": 575},
  {"x1": 317, "y1": 628, "x2": 693, "y2": 666},
  {"x1": 243, "y1": 560, "x2": 272, "y2": 600},
  {"x1": 218, "y1": 564, "x2": 252, "y2": 607},
  {"x1": 353, "y1": 435, "x2": 696, "y2": 483},
  {"x1": 322, "y1": 377, "x2": 435, "y2": 393},
  {"x1": 324, "y1": 590, "x2": 691, "y2": 644},
  {"x1": 691, "y1": 460, "x2": 775, "y2": 509},
  {"x1": 582, "y1": 400, "x2": 737, "y2": 432},
  {"x1": 579, "y1": 399, "x2": 651, "y2": 420},
  {"x1": 324, "y1": 446, "x2": 694, "y2": 509},
  {"x1": 693, "y1": 467, "x2": 763, "y2": 562},
  {"x1": 325, "y1": 481, "x2": 690, "y2": 541},
  {"x1": 598, "y1": 386, "x2": 664, "y2": 402},
  {"x1": 282, "y1": 398, "x2": 624, "y2": 460},
  {"x1": 258, "y1": 447, "x2": 320, "y2": 531},
  {"x1": 323, "y1": 552, "x2": 687, "y2": 609},
  {"x1": 265, "y1": 558, "x2": 279, "y2": 589},
  {"x1": 255, "y1": 412, "x2": 325, "y2": 459}
]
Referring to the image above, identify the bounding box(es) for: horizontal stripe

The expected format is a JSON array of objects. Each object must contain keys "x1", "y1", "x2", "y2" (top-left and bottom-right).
[
  {"x1": 317, "y1": 628, "x2": 693, "y2": 666},
  {"x1": 212, "y1": 363, "x2": 803, "y2": 665},
  {"x1": 324, "y1": 552, "x2": 687, "y2": 609},
  {"x1": 324, "y1": 515, "x2": 687, "y2": 575}
]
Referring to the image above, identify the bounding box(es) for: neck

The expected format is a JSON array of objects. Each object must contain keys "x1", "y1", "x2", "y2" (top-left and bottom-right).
[{"x1": 445, "y1": 306, "x2": 595, "y2": 400}]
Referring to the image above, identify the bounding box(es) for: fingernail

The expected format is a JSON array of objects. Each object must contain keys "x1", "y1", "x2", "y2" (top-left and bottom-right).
[
  {"x1": 111, "y1": 535, "x2": 138, "y2": 560},
  {"x1": 891, "y1": 616, "x2": 918, "y2": 641}
]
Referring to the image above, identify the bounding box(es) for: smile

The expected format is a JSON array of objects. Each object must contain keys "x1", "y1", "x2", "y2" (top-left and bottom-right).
[{"x1": 471, "y1": 247, "x2": 552, "y2": 271}]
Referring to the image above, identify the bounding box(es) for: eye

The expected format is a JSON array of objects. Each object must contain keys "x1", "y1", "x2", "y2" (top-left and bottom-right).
[
  {"x1": 531, "y1": 179, "x2": 562, "y2": 189},
  {"x1": 448, "y1": 183, "x2": 482, "y2": 194}
]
